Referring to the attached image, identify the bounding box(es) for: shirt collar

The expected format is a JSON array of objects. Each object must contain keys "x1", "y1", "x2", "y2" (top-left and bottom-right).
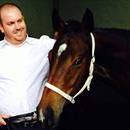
[{"x1": 3, "y1": 35, "x2": 32, "y2": 47}]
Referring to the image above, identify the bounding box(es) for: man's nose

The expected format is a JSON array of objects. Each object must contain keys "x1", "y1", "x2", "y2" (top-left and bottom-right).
[{"x1": 15, "y1": 23, "x2": 21, "y2": 29}]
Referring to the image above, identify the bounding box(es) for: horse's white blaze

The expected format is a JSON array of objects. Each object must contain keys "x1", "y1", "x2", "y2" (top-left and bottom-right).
[{"x1": 57, "y1": 43, "x2": 67, "y2": 56}]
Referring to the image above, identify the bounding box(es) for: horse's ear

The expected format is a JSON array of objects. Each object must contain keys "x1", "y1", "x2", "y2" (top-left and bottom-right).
[
  {"x1": 52, "y1": 8, "x2": 64, "y2": 32},
  {"x1": 81, "y1": 8, "x2": 94, "y2": 34}
]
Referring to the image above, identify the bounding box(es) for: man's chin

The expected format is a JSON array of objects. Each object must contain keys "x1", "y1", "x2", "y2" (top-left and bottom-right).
[{"x1": 15, "y1": 36, "x2": 26, "y2": 42}]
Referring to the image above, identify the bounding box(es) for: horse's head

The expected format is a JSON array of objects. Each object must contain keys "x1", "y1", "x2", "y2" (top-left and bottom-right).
[{"x1": 39, "y1": 8, "x2": 95, "y2": 129}]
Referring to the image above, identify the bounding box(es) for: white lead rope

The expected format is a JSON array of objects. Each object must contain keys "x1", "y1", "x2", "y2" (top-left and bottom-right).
[{"x1": 45, "y1": 32, "x2": 95, "y2": 104}]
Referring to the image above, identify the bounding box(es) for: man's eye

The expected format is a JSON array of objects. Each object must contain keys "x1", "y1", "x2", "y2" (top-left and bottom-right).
[
  {"x1": 18, "y1": 19, "x2": 22, "y2": 23},
  {"x1": 7, "y1": 22, "x2": 14, "y2": 25}
]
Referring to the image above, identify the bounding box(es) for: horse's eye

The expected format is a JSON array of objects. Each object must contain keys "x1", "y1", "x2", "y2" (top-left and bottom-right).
[{"x1": 73, "y1": 58, "x2": 82, "y2": 66}]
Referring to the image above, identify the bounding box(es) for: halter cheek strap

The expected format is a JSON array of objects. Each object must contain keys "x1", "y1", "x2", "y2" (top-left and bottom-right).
[{"x1": 45, "y1": 32, "x2": 95, "y2": 104}]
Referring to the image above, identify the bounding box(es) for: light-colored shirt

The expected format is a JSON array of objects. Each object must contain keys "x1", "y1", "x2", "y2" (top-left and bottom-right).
[{"x1": 0, "y1": 35, "x2": 55, "y2": 116}]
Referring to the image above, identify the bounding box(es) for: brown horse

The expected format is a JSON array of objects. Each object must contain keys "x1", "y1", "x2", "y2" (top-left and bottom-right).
[{"x1": 38, "y1": 8, "x2": 130, "y2": 129}]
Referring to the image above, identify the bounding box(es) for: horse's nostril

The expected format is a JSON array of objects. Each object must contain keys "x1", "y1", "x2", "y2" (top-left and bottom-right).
[{"x1": 44, "y1": 106, "x2": 54, "y2": 128}]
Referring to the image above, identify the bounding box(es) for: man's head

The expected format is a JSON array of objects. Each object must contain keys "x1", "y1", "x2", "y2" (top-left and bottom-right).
[{"x1": 0, "y1": 3, "x2": 27, "y2": 45}]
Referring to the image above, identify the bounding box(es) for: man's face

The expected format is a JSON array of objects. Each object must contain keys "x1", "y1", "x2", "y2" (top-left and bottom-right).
[{"x1": 0, "y1": 6, "x2": 27, "y2": 45}]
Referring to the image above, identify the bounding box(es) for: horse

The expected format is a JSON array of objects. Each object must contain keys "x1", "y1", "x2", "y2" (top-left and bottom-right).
[{"x1": 38, "y1": 8, "x2": 130, "y2": 129}]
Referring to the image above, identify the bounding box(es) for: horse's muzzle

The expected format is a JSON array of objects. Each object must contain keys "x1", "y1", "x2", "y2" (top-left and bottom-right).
[{"x1": 40, "y1": 106, "x2": 57, "y2": 130}]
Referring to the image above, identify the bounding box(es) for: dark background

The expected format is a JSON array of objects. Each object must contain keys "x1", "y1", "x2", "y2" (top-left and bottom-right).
[{"x1": 1, "y1": 0, "x2": 130, "y2": 37}]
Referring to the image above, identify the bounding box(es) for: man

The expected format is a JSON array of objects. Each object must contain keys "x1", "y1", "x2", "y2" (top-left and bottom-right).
[{"x1": 0, "y1": 2, "x2": 55, "y2": 130}]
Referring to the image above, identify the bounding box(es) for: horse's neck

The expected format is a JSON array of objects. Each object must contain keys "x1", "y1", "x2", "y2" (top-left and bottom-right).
[
  {"x1": 94, "y1": 29, "x2": 130, "y2": 70},
  {"x1": 93, "y1": 29, "x2": 130, "y2": 90}
]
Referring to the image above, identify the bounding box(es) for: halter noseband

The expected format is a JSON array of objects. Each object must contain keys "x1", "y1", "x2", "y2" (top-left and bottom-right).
[{"x1": 45, "y1": 33, "x2": 95, "y2": 104}]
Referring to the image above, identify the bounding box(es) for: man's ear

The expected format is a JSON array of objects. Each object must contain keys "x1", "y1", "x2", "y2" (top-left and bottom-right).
[
  {"x1": 0, "y1": 24, "x2": 5, "y2": 40},
  {"x1": 0, "y1": 23, "x2": 4, "y2": 33}
]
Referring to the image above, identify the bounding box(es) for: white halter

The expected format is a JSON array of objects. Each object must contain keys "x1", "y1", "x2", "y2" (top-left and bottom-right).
[{"x1": 45, "y1": 33, "x2": 95, "y2": 104}]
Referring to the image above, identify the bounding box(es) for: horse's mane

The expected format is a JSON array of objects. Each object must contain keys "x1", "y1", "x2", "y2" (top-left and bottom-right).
[{"x1": 91, "y1": 28, "x2": 130, "y2": 97}]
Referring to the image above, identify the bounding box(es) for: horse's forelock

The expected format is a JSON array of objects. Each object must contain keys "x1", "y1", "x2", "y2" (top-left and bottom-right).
[{"x1": 63, "y1": 20, "x2": 81, "y2": 33}]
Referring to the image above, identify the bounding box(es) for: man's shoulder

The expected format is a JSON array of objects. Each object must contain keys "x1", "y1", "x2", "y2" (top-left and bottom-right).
[
  {"x1": 28, "y1": 35, "x2": 55, "y2": 43},
  {"x1": 39, "y1": 35, "x2": 55, "y2": 41},
  {"x1": 27, "y1": 35, "x2": 55, "y2": 51}
]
